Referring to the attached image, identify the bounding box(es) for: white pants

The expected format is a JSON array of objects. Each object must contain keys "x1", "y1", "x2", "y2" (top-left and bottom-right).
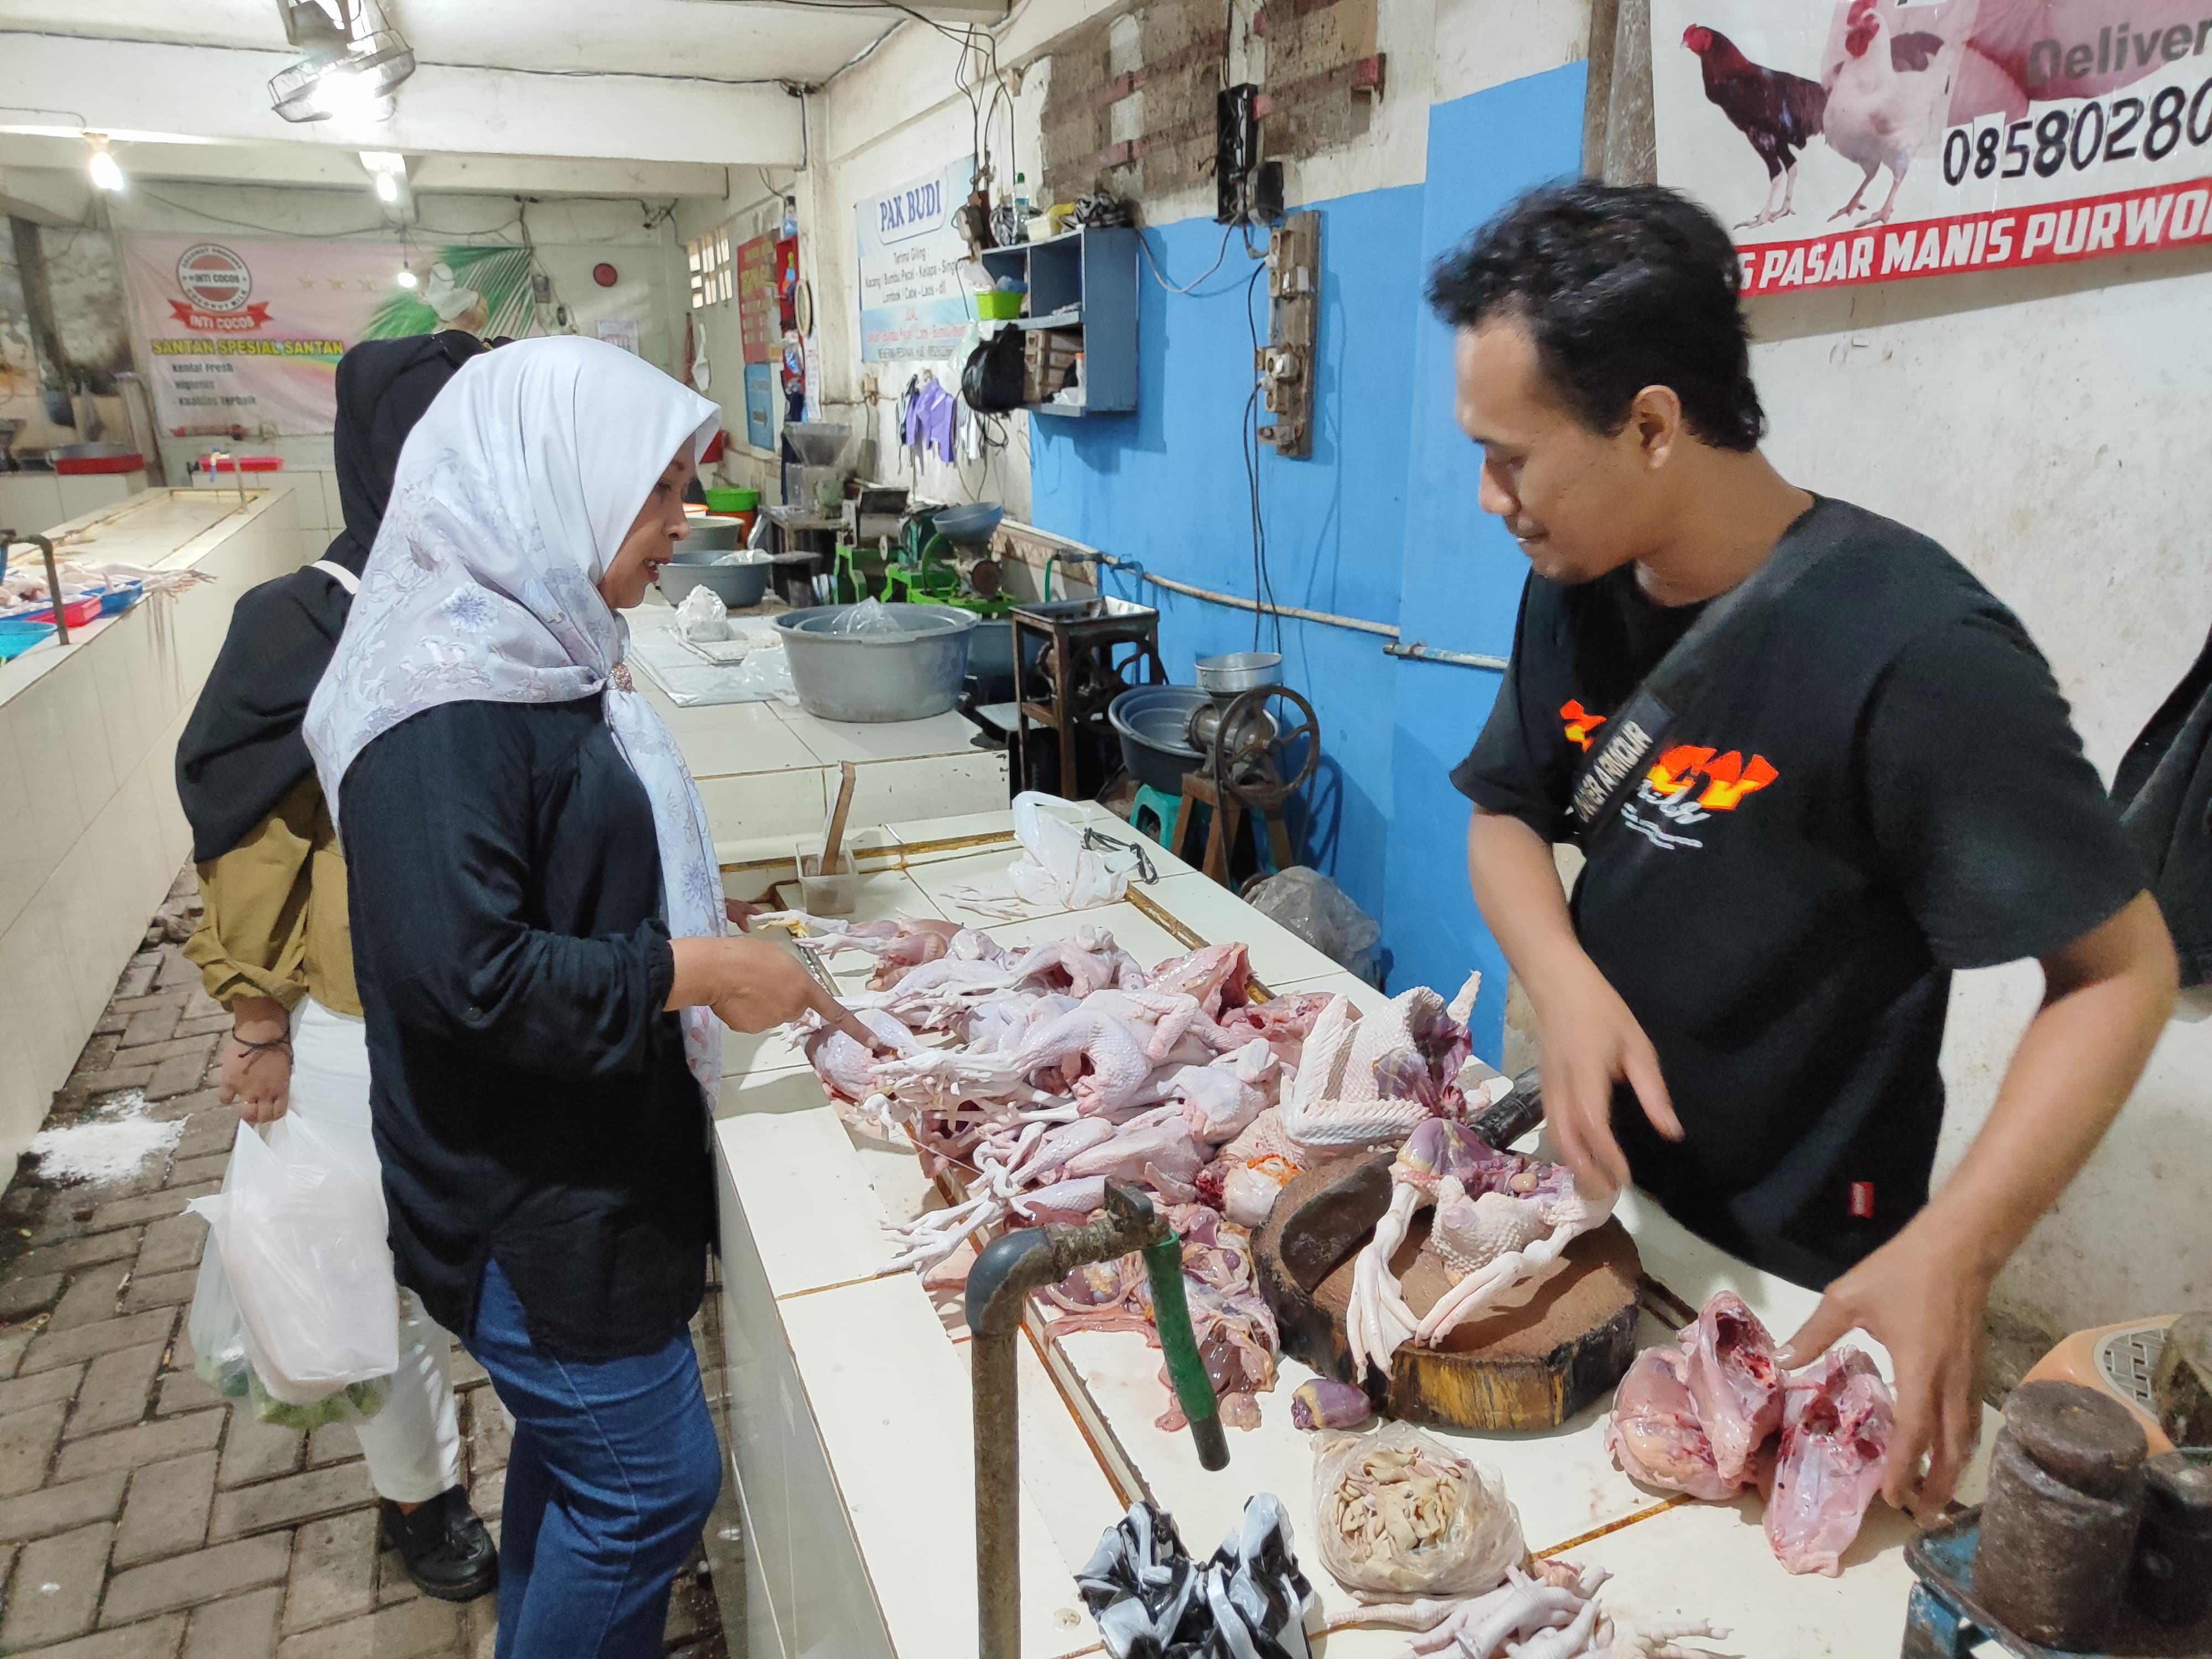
[{"x1": 289, "y1": 999, "x2": 463, "y2": 1505}]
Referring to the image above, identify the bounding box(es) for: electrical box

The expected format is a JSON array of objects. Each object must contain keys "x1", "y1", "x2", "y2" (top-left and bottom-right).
[
  {"x1": 1257, "y1": 210, "x2": 1318, "y2": 460},
  {"x1": 1215, "y1": 84, "x2": 1260, "y2": 226}
]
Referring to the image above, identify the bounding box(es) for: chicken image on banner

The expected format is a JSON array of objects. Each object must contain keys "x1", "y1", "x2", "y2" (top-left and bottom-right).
[{"x1": 1651, "y1": 0, "x2": 2212, "y2": 293}]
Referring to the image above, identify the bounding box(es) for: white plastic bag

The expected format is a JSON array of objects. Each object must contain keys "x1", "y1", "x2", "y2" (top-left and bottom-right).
[
  {"x1": 1007, "y1": 791, "x2": 1134, "y2": 911},
  {"x1": 1248, "y1": 866, "x2": 1381, "y2": 983},
  {"x1": 187, "y1": 1118, "x2": 398, "y2": 1406},
  {"x1": 828, "y1": 597, "x2": 903, "y2": 635},
  {"x1": 673, "y1": 584, "x2": 731, "y2": 642},
  {"x1": 1311, "y1": 1421, "x2": 1525, "y2": 1600}
]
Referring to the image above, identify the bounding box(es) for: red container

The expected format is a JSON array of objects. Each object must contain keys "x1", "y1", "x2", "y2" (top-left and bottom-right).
[
  {"x1": 197, "y1": 455, "x2": 284, "y2": 474},
  {"x1": 22, "y1": 594, "x2": 104, "y2": 628},
  {"x1": 54, "y1": 451, "x2": 144, "y2": 476}
]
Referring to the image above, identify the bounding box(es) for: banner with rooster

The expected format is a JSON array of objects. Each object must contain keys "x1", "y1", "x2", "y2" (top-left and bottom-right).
[
  {"x1": 1653, "y1": 0, "x2": 2212, "y2": 294},
  {"x1": 123, "y1": 237, "x2": 533, "y2": 436}
]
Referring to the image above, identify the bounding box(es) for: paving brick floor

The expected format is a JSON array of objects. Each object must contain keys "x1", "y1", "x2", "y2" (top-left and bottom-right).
[{"x1": 0, "y1": 875, "x2": 733, "y2": 1658}]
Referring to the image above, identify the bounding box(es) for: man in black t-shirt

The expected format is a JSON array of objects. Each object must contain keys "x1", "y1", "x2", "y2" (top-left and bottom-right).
[{"x1": 1433, "y1": 182, "x2": 2177, "y2": 1517}]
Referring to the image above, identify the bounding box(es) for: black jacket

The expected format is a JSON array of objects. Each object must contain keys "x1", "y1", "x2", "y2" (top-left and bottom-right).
[{"x1": 340, "y1": 695, "x2": 711, "y2": 1359}]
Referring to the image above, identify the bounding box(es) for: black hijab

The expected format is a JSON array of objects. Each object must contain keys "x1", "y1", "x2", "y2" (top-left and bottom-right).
[{"x1": 175, "y1": 330, "x2": 486, "y2": 862}]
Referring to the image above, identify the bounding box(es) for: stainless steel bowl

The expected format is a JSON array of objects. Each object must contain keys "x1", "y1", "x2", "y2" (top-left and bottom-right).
[{"x1": 1194, "y1": 651, "x2": 1283, "y2": 697}]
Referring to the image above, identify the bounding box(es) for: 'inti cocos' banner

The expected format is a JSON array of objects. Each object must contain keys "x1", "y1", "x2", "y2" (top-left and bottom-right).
[{"x1": 1650, "y1": 0, "x2": 2212, "y2": 295}]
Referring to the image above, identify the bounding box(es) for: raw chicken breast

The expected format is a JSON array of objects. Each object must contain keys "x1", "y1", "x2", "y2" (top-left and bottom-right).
[
  {"x1": 1604, "y1": 1347, "x2": 1743, "y2": 1501},
  {"x1": 1679, "y1": 1292, "x2": 1783, "y2": 1485},
  {"x1": 1765, "y1": 1347, "x2": 1894, "y2": 1576}
]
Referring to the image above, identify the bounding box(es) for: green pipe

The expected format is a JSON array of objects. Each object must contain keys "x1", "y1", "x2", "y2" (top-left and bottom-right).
[{"x1": 1141, "y1": 1234, "x2": 1229, "y2": 1470}]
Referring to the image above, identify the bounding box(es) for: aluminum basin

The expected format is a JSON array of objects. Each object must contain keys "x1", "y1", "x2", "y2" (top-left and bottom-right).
[{"x1": 775, "y1": 603, "x2": 978, "y2": 722}]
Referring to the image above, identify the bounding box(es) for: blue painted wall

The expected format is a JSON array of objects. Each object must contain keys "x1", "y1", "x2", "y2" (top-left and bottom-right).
[{"x1": 1029, "y1": 61, "x2": 1587, "y2": 1060}]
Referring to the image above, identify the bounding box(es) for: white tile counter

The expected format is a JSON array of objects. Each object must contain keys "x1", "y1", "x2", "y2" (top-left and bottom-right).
[
  {"x1": 1, "y1": 484, "x2": 306, "y2": 1159},
  {"x1": 703, "y1": 805, "x2": 1993, "y2": 1659}
]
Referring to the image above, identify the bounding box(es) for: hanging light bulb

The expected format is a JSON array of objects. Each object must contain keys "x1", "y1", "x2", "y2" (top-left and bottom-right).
[
  {"x1": 374, "y1": 170, "x2": 398, "y2": 203},
  {"x1": 85, "y1": 134, "x2": 124, "y2": 194},
  {"x1": 395, "y1": 269, "x2": 418, "y2": 289}
]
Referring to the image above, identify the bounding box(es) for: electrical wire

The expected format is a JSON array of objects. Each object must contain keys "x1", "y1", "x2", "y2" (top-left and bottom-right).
[
  {"x1": 1241, "y1": 229, "x2": 1282, "y2": 653},
  {"x1": 1138, "y1": 220, "x2": 1237, "y2": 295}
]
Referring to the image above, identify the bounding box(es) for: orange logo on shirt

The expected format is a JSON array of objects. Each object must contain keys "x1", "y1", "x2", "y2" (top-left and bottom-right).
[
  {"x1": 1560, "y1": 700, "x2": 1607, "y2": 752},
  {"x1": 1645, "y1": 745, "x2": 1780, "y2": 812}
]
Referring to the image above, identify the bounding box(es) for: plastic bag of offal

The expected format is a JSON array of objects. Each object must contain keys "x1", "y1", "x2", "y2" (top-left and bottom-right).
[
  {"x1": 1246, "y1": 867, "x2": 1380, "y2": 984},
  {"x1": 1009, "y1": 790, "x2": 1135, "y2": 911},
  {"x1": 1310, "y1": 1421, "x2": 1525, "y2": 1601},
  {"x1": 187, "y1": 1118, "x2": 399, "y2": 1409},
  {"x1": 672, "y1": 583, "x2": 731, "y2": 642}
]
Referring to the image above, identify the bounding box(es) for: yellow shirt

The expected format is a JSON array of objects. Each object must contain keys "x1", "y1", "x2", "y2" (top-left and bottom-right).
[{"x1": 184, "y1": 773, "x2": 362, "y2": 1018}]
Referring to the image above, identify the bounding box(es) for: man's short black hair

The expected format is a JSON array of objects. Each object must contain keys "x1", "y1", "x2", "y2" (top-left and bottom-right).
[{"x1": 1427, "y1": 180, "x2": 1765, "y2": 452}]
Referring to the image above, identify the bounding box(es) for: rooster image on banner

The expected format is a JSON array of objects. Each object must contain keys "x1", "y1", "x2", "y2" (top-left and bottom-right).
[
  {"x1": 1658, "y1": 0, "x2": 2212, "y2": 249},
  {"x1": 1674, "y1": 0, "x2": 1971, "y2": 231}
]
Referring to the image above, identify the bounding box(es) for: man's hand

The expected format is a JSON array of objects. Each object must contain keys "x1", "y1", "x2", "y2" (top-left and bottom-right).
[
  {"x1": 669, "y1": 934, "x2": 883, "y2": 1048},
  {"x1": 1778, "y1": 1224, "x2": 1992, "y2": 1520},
  {"x1": 724, "y1": 898, "x2": 764, "y2": 932},
  {"x1": 219, "y1": 997, "x2": 292, "y2": 1125},
  {"x1": 1466, "y1": 810, "x2": 1682, "y2": 1197},
  {"x1": 1535, "y1": 963, "x2": 1683, "y2": 1198}
]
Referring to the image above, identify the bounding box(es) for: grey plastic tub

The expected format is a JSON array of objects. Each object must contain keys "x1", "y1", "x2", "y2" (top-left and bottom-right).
[
  {"x1": 1108, "y1": 685, "x2": 1209, "y2": 792},
  {"x1": 774, "y1": 603, "x2": 978, "y2": 722},
  {"x1": 658, "y1": 557, "x2": 770, "y2": 610}
]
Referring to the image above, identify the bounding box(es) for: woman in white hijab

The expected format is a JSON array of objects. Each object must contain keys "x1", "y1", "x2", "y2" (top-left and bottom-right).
[{"x1": 306, "y1": 336, "x2": 868, "y2": 1657}]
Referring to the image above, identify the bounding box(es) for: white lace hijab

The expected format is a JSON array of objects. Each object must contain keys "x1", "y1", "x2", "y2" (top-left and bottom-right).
[{"x1": 305, "y1": 336, "x2": 727, "y2": 1096}]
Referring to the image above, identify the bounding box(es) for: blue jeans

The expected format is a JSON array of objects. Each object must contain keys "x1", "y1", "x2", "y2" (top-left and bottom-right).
[{"x1": 466, "y1": 1260, "x2": 722, "y2": 1659}]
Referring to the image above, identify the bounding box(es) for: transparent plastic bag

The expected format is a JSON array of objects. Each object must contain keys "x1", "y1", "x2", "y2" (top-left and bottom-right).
[
  {"x1": 673, "y1": 584, "x2": 731, "y2": 642},
  {"x1": 828, "y1": 597, "x2": 903, "y2": 635},
  {"x1": 1311, "y1": 1421, "x2": 1525, "y2": 1600},
  {"x1": 1008, "y1": 791, "x2": 1132, "y2": 910},
  {"x1": 1248, "y1": 866, "x2": 1381, "y2": 982},
  {"x1": 186, "y1": 1117, "x2": 398, "y2": 1407},
  {"x1": 186, "y1": 1176, "x2": 391, "y2": 1430}
]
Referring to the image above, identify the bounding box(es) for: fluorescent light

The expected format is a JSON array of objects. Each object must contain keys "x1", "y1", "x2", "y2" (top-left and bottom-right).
[
  {"x1": 314, "y1": 64, "x2": 377, "y2": 121},
  {"x1": 86, "y1": 136, "x2": 123, "y2": 193},
  {"x1": 395, "y1": 269, "x2": 418, "y2": 289},
  {"x1": 374, "y1": 171, "x2": 398, "y2": 202}
]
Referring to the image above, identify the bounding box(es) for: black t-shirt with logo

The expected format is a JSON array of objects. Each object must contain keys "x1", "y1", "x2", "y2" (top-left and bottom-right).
[{"x1": 1451, "y1": 498, "x2": 2142, "y2": 1288}]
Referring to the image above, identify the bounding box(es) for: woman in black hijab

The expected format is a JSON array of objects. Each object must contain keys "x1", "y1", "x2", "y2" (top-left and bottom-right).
[{"x1": 174, "y1": 328, "x2": 499, "y2": 1601}]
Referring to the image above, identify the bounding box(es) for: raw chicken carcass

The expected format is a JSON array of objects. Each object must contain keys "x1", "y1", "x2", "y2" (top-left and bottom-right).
[
  {"x1": 1145, "y1": 942, "x2": 1253, "y2": 1016},
  {"x1": 1344, "y1": 1117, "x2": 1615, "y2": 1380},
  {"x1": 1766, "y1": 1347, "x2": 1893, "y2": 1577},
  {"x1": 1276, "y1": 973, "x2": 1481, "y2": 1156},
  {"x1": 1679, "y1": 1292, "x2": 1783, "y2": 1486},
  {"x1": 1603, "y1": 1347, "x2": 1740, "y2": 1501},
  {"x1": 802, "y1": 1008, "x2": 925, "y2": 1102}
]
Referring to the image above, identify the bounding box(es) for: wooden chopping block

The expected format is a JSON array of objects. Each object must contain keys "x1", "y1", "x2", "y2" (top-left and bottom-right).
[
  {"x1": 1253, "y1": 1151, "x2": 1640, "y2": 1432},
  {"x1": 2153, "y1": 1312, "x2": 2212, "y2": 1450}
]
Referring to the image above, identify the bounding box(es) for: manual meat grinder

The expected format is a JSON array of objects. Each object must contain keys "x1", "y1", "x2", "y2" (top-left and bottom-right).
[{"x1": 1169, "y1": 652, "x2": 1320, "y2": 887}]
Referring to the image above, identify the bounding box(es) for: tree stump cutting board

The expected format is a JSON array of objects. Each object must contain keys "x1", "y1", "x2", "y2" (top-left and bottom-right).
[{"x1": 1254, "y1": 1151, "x2": 1640, "y2": 1432}]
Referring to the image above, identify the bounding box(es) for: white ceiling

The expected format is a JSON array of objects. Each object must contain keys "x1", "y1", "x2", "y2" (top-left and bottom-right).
[{"x1": 0, "y1": 0, "x2": 928, "y2": 86}]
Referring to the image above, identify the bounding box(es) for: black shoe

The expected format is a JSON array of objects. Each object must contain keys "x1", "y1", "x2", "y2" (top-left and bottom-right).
[{"x1": 379, "y1": 1486, "x2": 498, "y2": 1602}]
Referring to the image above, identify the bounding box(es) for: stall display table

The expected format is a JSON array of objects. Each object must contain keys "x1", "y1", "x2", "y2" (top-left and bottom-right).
[{"x1": 697, "y1": 802, "x2": 1997, "y2": 1659}]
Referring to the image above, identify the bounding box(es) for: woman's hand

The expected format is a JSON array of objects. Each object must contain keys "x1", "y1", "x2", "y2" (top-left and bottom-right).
[
  {"x1": 669, "y1": 935, "x2": 883, "y2": 1047},
  {"x1": 220, "y1": 997, "x2": 293, "y2": 1124}
]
